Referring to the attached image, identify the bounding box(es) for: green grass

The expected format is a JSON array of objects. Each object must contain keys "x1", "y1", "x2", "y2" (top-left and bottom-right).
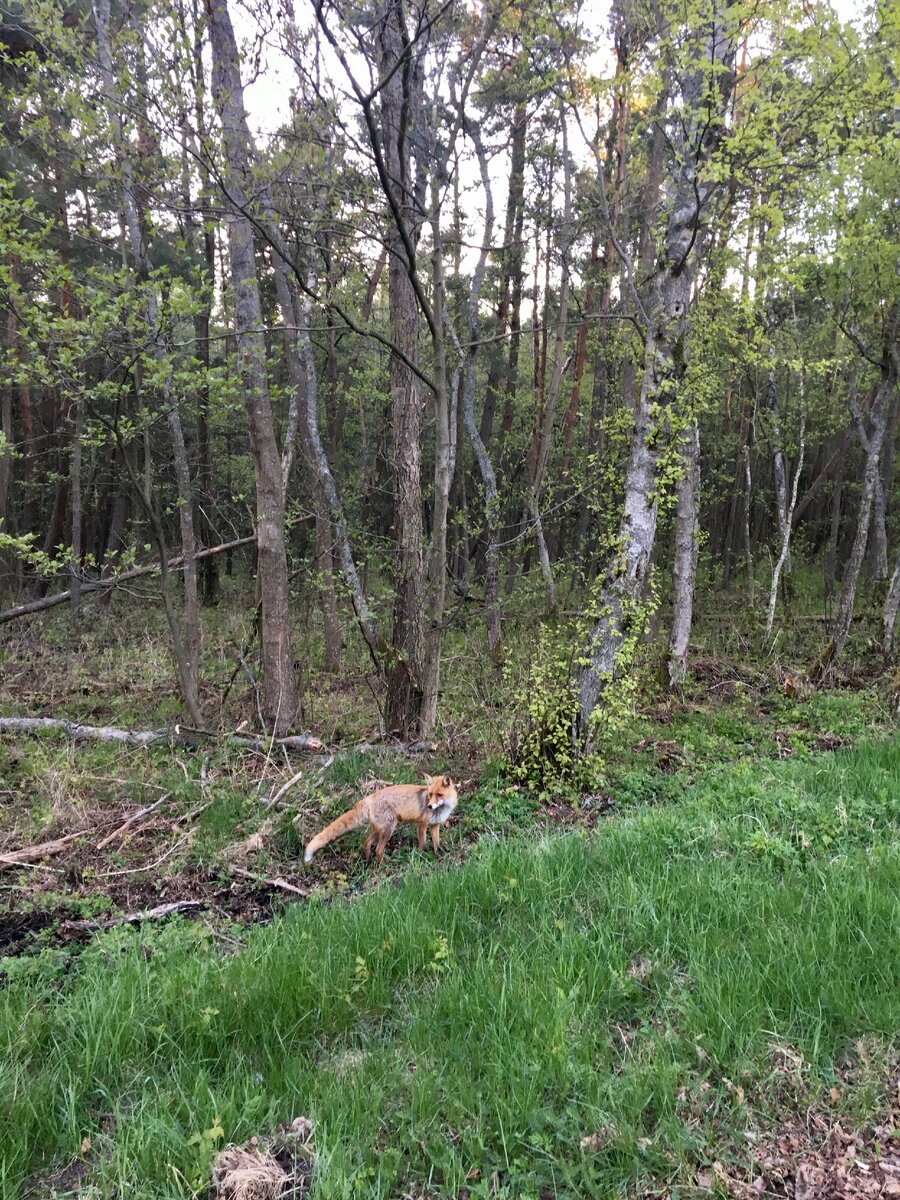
[{"x1": 2, "y1": 741, "x2": 898, "y2": 1199}]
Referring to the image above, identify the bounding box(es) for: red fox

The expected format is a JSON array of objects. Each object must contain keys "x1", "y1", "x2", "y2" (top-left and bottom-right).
[{"x1": 303, "y1": 775, "x2": 458, "y2": 864}]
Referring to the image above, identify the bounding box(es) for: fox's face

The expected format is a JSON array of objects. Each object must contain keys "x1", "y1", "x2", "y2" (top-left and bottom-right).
[{"x1": 425, "y1": 774, "x2": 457, "y2": 810}]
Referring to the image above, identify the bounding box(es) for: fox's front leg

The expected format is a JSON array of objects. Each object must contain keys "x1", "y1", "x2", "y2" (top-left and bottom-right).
[
  {"x1": 431, "y1": 825, "x2": 440, "y2": 855},
  {"x1": 417, "y1": 820, "x2": 428, "y2": 853}
]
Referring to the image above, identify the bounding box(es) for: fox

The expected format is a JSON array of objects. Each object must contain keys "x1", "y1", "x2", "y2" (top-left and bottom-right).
[{"x1": 303, "y1": 774, "x2": 458, "y2": 865}]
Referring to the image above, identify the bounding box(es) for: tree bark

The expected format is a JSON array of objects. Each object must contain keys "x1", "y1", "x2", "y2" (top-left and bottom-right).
[
  {"x1": 766, "y1": 355, "x2": 791, "y2": 575},
  {"x1": 420, "y1": 176, "x2": 455, "y2": 734},
  {"x1": 460, "y1": 121, "x2": 501, "y2": 659},
  {"x1": 828, "y1": 337, "x2": 898, "y2": 667},
  {"x1": 667, "y1": 421, "x2": 700, "y2": 687},
  {"x1": 1, "y1": 271, "x2": 16, "y2": 595},
  {"x1": 498, "y1": 105, "x2": 528, "y2": 465},
  {"x1": 578, "y1": 7, "x2": 738, "y2": 737},
  {"x1": 205, "y1": 0, "x2": 299, "y2": 733},
  {"x1": 884, "y1": 551, "x2": 900, "y2": 656},
  {"x1": 766, "y1": 376, "x2": 806, "y2": 638},
  {"x1": 824, "y1": 429, "x2": 849, "y2": 612},
  {"x1": 377, "y1": 0, "x2": 426, "y2": 734},
  {"x1": 481, "y1": 103, "x2": 526, "y2": 450},
  {"x1": 69, "y1": 396, "x2": 84, "y2": 622}
]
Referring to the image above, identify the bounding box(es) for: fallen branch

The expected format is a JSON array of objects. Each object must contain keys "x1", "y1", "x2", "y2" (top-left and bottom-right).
[
  {"x1": 232, "y1": 733, "x2": 325, "y2": 753},
  {"x1": 264, "y1": 769, "x2": 305, "y2": 808},
  {"x1": 0, "y1": 828, "x2": 96, "y2": 870},
  {"x1": 96, "y1": 794, "x2": 171, "y2": 849},
  {"x1": 229, "y1": 866, "x2": 308, "y2": 897},
  {"x1": 0, "y1": 717, "x2": 324, "y2": 754},
  {"x1": 60, "y1": 900, "x2": 203, "y2": 932},
  {"x1": 0, "y1": 536, "x2": 255, "y2": 626},
  {"x1": 0, "y1": 717, "x2": 166, "y2": 746}
]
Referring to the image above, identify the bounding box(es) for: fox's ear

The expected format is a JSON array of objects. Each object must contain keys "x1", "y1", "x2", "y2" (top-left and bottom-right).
[
  {"x1": 424, "y1": 774, "x2": 433, "y2": 786},
  {"x1": 443, "y1": 775, "x2": 451, "y2": 787}
]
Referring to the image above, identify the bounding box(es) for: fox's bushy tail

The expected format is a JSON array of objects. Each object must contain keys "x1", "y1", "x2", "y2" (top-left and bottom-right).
[{"x1": 304, "y1": 799, "x2": 369, "y2": 863}]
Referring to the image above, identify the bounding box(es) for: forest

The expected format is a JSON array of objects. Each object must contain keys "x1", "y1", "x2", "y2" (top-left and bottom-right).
[{"x1": 0, "y1": 0, "x2": 898, "y2": 1196}]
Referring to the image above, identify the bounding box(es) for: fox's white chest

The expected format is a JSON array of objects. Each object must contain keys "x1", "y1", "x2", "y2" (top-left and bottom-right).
[{"x1": 428, "y1": 800, "x2": 456, "y2": 826}]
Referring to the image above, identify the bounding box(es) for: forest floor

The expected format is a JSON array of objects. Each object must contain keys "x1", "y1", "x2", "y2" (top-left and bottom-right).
[{"x1": 1, "y1": 596, "x2": 898, "y2": 1197}]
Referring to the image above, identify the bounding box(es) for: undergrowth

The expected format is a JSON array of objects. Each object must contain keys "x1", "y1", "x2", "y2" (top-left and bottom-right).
[{"x1": 2, "y1": 741, "x2": 898, "y2": 1199}]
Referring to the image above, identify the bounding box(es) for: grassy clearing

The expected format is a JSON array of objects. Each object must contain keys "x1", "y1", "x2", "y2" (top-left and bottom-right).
[{"x1": 2, "y1": 741, "x2": 898, "y2": 1199}]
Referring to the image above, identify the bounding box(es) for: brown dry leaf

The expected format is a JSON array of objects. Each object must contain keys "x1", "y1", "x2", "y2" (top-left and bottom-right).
[
  {"x1": 695, "y1": 1167, "x2": 714, "y2": 1191},
  {"x1": 795, "y1": 1160, "x2": 826, "y2": 1199},
  {"x1": 80, "y1": 1135, "x2": 91, "y2": 1155},
  {"x1": 579, "y1": 1125, "x2": 616, "y2": 1153}
]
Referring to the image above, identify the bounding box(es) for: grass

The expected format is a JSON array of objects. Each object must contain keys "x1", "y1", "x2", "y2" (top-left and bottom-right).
[{"x1": 2, "y1": 740, "x2": 898, "y2": 1199}]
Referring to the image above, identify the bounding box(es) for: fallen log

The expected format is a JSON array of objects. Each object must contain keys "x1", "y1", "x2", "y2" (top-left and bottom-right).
[
  {"x1": 0, "y1": 717, "x2": 324, "y2": 754},
  {"x1": 0, "y1": 536, "x2": 255, "y2": 627},
  {"x1": 59, "y1": 900, "x2": 203, "y2": 932},
  {"x1": 0, "y1": 718, "x2": 166, "y2": 746}
]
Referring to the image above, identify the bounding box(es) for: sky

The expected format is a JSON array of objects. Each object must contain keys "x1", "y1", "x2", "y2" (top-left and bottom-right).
[{"x1": 235, "y1": 0, "x2": 869, "y2": 143}]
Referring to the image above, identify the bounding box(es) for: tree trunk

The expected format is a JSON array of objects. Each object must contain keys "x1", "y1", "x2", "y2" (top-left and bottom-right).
[
  {"x1": 667, "y1": 421, "x2": 700, "y2": 687},
  {"x1": 766, "y1": 378, "x2": 806, "y2": 638},
  {"x1": 868, "y1": 473, "x2": 889, "y2": 580},
  {"x1": 205, "y1": 0, "x2": 299, "y2": 733},
  {"x1": 420, "y1": 182, "x2": 454, "y2": 735},
  {"x1": 498, "y1": 105, "x2": 528, "y2": 464},
  {"x1": 267, "y1": 240, "x2": 346, "y2": 677},
  {"x1": 1, "y1": 279, "x2": 16, "y2": 595},
  {"x1": 69, "y1": 397, "x2": 84, "y2": 622},
  {"x1": 457, "y1": 121, "x2": 502, "y2": 659},
  {"x1": 92, "y1": 0, "x2": 203, "y2": 713},
  {"x1": 823, "y1": 308, "x2": 899, "y2": 672},
  {"x1": 523, "y1": 106, "x2": 572, "y2": 613},
  {"x1": 185, "y1": 6, "x2": 219, "y2": 605},
  {"x1": 824, "y1": 429, "x2": 849, "y2": 613},
  {"x1": 293, "y1": 272, "x2": 383, "y2": 670},
  {"x1": 767, "y1": 357, "x2": 791, "y2": 575},
  {"x1": 578, "y1": 8, "x2": 738, "y2": 737},
  {"x1": 377, "y1": 0, "x2": 426, "y2": 735},
  {"x1": 883, "y1": 551, "x2": 900, "y2": 656}
]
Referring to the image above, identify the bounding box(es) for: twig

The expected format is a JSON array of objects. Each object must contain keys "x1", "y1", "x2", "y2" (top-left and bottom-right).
[
  {"x1": 96, "y1": 794, "x2": 171, "y2": 850},
  {"x1": 265, "y1": 769, "x2": 305, "y2": 809},
  {"x1": 175, "y1": 799, "x2": 213, "y2": 825},
  {"x1": 0, "y1": 536, "x2": 255, "y2": 626},
  {"x1": 229, "y1": 866, "x2": 308, "y2": 897},
  {"x1": 99, "y1": 832, "x2": 193, "y2": 877}
]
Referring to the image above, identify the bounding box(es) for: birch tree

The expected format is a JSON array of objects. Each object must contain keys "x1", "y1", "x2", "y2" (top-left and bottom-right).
[{"x1": 578, "y1": 2, "x2": 739, "y2": 737}]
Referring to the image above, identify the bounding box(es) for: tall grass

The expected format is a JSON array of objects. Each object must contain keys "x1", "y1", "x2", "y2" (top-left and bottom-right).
[{"x1": 2, "y1": 742, "x2": 898, "y2": 1198}]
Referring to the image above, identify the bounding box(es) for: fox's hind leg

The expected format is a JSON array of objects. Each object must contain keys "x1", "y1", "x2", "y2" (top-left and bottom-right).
[
  {"x1": 364, "y1": 826, "x2": 377, "y2": 860},
  {"x1": 373, "y1": 817, "x2": 396, "y2": 863}
]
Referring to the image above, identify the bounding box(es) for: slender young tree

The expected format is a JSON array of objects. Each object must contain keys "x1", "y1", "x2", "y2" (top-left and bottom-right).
[{"x1": 205, "y1": 0, "x2": 299, "y2": 733}]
